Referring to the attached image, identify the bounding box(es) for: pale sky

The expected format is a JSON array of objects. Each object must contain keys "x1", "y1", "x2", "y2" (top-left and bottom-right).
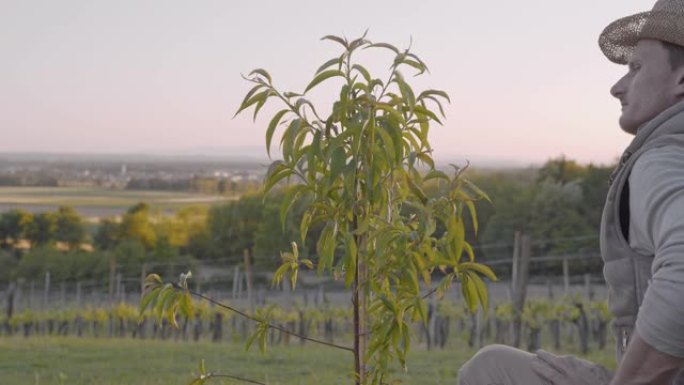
[{"x1": 0, "y1": 0, "x2": 656, "y2": 165}]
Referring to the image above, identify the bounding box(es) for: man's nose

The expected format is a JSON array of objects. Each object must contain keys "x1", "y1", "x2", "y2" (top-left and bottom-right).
[{"x1": 610, "y1": 75, "x2": 627, "y2": 99}]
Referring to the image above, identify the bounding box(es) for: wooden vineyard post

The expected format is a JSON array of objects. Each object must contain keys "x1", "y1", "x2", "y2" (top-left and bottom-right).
[
  {"x1": 140, "y1": 264, "x2": 147, "y2": 302},
  {"x1": 511, "y1": 231, "x2": 520, "y2": 293},
  {"x1": 116, "y1": 273, "x2": 122, "y2": 302},
  {"x1": 232, "y1": 266, "x2": 240, "y2": 300},
  {"x1": 512, "y1": 234, "x2": 531, "y2": 348},
  {"x1": 244, "y1": 248, "x2": 254, "y2": 313},
  {"x1": 563, "y1": 256, "x2": 570, "y2": 296},
  {"x1": 5, "y1": 282, "x2": 15, "y2": 322},
  {"x1": 76, "y1": 281, "x2": 82, "y2": 307},
  {"x1": 60, "y1": 282, "x2": 66, "y2": 307},
  {"x1": 43, "y1": 271, "x2": 50, "y2": 310},
  {"x1": 109, "y1": 254, "x2": 116, "y2": 304},
  {"x1": 584, "y1": 274, "x2": 594, "y2": 301}
]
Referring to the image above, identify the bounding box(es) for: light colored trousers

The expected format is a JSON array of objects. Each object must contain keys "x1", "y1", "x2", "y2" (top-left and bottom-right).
[
  {"x1": 458, "y1": 344, "x2": 684, "y2": 385},
  {"x1": 458, "y1": 345, "x2": 550, "y2": 385}
]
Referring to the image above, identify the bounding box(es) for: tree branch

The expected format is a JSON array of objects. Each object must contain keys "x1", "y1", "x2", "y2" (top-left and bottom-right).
[
  {"x1": 186, "y1": 288, "x2": 354, "y2": 353},
  {"x1": 421, "y1": 287, "x2": 438, "y2": 300},
  {"x1": 204, "y1": 373, "x2": 267, "y2": 385}
]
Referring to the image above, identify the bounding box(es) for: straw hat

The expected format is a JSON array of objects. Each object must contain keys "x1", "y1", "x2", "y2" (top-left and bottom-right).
[{"x1": 599, "y1": 0, "x2": 684, "y2": 64}]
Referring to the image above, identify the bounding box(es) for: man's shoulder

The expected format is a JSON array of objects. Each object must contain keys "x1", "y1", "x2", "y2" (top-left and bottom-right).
[
  {"x1": 634, "y1": 145, "x2": 684, "y2": 175},
  {"x1": 630, "y1": 146, "x2": 684, "y2": 203}
]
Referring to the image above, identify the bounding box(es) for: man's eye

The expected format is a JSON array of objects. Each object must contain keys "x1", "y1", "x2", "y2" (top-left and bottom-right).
[{"x1": 629, "y1": 63, "x2": 641, "y2": 71}]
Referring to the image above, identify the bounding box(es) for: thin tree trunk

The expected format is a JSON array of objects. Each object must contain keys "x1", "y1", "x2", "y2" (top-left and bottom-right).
[{"x1": 354, "y1": 236, "x2": 368, "y2": 385}]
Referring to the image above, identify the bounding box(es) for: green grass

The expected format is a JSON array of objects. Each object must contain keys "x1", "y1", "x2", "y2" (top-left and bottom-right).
[
  {"x1": 0, "y1": 337, "x2": 464, "y2": 385},
  {"x1": 0, "y1": 336, "x2": 615, "y2": 385}
]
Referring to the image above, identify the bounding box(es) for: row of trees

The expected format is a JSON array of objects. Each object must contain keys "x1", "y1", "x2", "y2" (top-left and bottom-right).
[
  {"x1": 469, "y1": 157, "x2": 612, "y2": 274},
  {"x1": 0, "y1": 156, "x2": 613, "y2": 285},
  {"x1": 0, "y1": 206, "x2": 85, "y2": 249}
]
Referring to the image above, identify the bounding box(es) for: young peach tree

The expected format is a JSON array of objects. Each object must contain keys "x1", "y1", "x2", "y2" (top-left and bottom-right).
[{"x1": 142, "y1": 33, "x2": 495, "y2": 385}]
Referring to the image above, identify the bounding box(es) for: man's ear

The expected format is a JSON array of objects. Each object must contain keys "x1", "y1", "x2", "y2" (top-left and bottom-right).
[{"x1": 675, "y1": 67, "x2": 684, "y2": 99}]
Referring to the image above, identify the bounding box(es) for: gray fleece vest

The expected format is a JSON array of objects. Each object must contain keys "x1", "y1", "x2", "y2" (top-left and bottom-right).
[{"x1": 601, "y1": 101, "x2": 684, "y2": 369}]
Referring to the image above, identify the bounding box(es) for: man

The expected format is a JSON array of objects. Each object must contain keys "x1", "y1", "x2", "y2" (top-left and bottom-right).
[{"x1": 458, "y1": 1, "x2": 684, "y2": 384}]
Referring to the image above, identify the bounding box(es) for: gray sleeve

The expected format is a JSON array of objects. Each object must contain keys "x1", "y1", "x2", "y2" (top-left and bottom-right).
[{"x1": 631, "y1": 146, "x2": 684, "y2": 358}]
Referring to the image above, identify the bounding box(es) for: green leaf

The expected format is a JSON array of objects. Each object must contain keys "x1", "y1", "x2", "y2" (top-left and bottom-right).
[
  {"x1": 352, "y1": 64, "x2": 372, "y2": 84},
  {"x1": 418, "y1": 89, "x2": 451, "y2": 103},
  {"x1": 300, "y1": 210, "x2": 312, "y2": 245},
  {"x1": 414, "y1": 296, "x2": 428, "y2": 324},
  {"x1": 375, "y1": 125, "x2": 396, "y2": 163},
  {"x1": 179, "y1": 292, "x2": 193, "y2": 319},
  {"x1": 316, "y1": 224, "x2": 337, "y2": 274},
  {"x1": 422, "y1": 95, "x2": 446, "y2": 118},
  {"x1": 155, "y1": 284, "x2": 175, "y2": 323},
  {"x1": 259, "y1": 324, "x2": 268, "y2": 353},
  {"x1": 416, "y1": 152, "x2": 435, "y2": 169},
  {"x1": 402, "y1": 59, "x2": 426, "y2": 75},
  {"x1": 245, "y1": 327, "x2": 260, "y2": 352},
  {"x1": 295, "y1": 98, "x2": 319, "y2": 117},
  {"x1": 145, "y1": 273, "x2": 163, "y2": 286},
  {"x1": 394, "y1": 71, "x2": 415, "y2": 113},
  {"x1": 437, "y1": 273, "x2": 454, "y2": 299},
  {"x1": 329, "y1": 146, "x2": 346, "y2": 182},
  {"x1": 464, "y1": 242, "x2": 475, "y2": 263},
  {"x1": 283, "y1": 91, "x2": 302, "y2": 98},
  {"x1": 263, "y1": 161, "x2": 293, "y2": 193},
  {"x1": 467, "y1": 270, "x2": 488, "y2": 312},
  {"x1": 424, "y1": 170, "x2": 449, "y2": 181},
  {"x1": 465, "y1": 200, "x2": 478, "y2": 235},
  {"x1": 460, "y1": 262, "x2": 498, "y2": 282},
  {"x1": 304, "y1": 70, "x2": 345, "y2": 93},
  {"x1": 413, "y1": 105, "x2": 441, "y2": 125},
  {"x1": 463, "y1": 179, "x2": 492, "y2": 203},
  {"x1": 234, "y1": 89, "x2": 270, "y2": 118},
  {"x1": 266, "y1": 109, "x2": 289, "y2": 158},
  {"x1": 406, "y1": 52, "x2": 429, "y2": 72},
  {"x1": 234, "y1": 85, "x2": 263, "y2": 117},
  {"x1": 321, "y1": 35, "x2": 349, "y2": 49},
  {"x1": 461, "y1": 273, "x2": 478, "y2": 312},
  {"x1": 290, "y1": 263, "x2": 299, "y2": 291},
  {"x1": 272, "y1": 262, "x2": 291, "y2": 287},
  {"x1": 348, "y1": 37, "x2": 369, "y2": 51},
  {"x1": 281, "y1": 119, "x2": 302, "y2": 163},
  {"x1": 139, "y1": 286, "x2": 161, "y2": 321},
  {"x1": 280, "y1": 184, "x2": 309, "y2": 229},
  {"x1": 375, "y1": 103, "x2": 406, "y2": 126},
  {"x1": 367, "y1": 42, "x2": 400, "y2": 54},
  {"x1": 407, "y1": 178, "x2": 427, "y2": 205},
  {"x1": 253, "y1": 95, "x2": 268, "y2": 122},
  {"x1": 316, "y1": 57, "x2": 342, "y2": 74},
  {"x1": 249, "y1": 68, "x2": 272, "y2": 84},
  {"x1": 301, "y1": 259, "x2": 314, "y2": 269}
]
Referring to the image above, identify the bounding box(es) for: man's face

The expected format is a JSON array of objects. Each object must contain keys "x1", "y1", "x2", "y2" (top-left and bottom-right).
[{"x1": 610, "y1": 39, "x2": 681, "y2": 135}]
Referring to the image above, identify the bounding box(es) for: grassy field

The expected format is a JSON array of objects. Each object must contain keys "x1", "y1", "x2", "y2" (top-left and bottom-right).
[
  {"x1": 0, "y1": 187, "x2": 237, "y2": 217},
  {"x1": 0, "y1": 337, "x2": 616, "y2": 385}
]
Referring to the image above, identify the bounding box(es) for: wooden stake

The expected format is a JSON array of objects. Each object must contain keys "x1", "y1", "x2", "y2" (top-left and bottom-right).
[
  {"x1": 244, "y1": 248, "x2": 254, "y2": 313},
  {"x1": 512, "y1": 234, "x2": 531, "y2": 348},
  {"x1": 140, "y1": 264, "x2": 147, "y2": 302},
  {"x1": 563, "y1": 257, "x2": 570, "y2": 296},
  {"x1": 43, "y1": 271, "x2": 50, "y2": 310}
]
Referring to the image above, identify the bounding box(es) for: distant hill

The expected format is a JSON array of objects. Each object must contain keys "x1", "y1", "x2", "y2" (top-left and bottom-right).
[{"x1": 0, "y1": 149, "x2": 536, "y2": 170}]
